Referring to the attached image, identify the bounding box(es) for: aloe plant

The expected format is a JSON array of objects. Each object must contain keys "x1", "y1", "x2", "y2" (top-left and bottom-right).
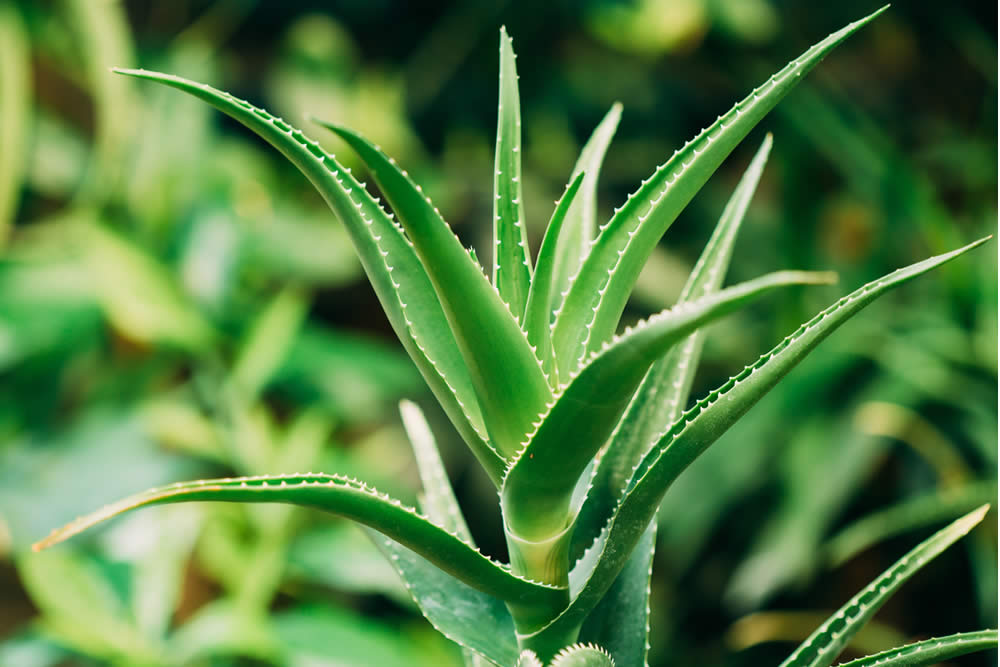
[{"x1": 33, "y1": 7, "x2": 996, "y2": 666}]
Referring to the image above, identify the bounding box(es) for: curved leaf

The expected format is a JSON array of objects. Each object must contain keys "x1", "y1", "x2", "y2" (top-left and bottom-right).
[
  {"x1": 503, "y1": 270, "x2": 836, "y2": 540},
  {"x1": 493, "y1": 27, "x2": 533, "y2": 319},
  {"x1": 524, "y1": 238, "x2": 989, "y2": 643},
  {"x1": 834, "y1": 630, "x2": 998, "y2": 667},
  {"x1": 549, "y1": 644, "x2": 616, "y2": 667},
  {"x1": 779, "y1": 506, "x2": 989, "y2": 667},
  {"x1": 571, "y1": 134, "x2": 773, "y2": 561},
  {"x1": 314, "y1": 121, "x2": 554, "y2": 460},
  {"x1": 32, "y1": 474, "x2": 566, "y2": 609},
  {"x1": 551, "y1": 6, "x2": 888, "y2": 377},
  {"x1": 524, "y1": 173, "x2": 587, "y2": 381},
  {"x1": 113, "y1": 69, "x2": 501, "y2": 483}
]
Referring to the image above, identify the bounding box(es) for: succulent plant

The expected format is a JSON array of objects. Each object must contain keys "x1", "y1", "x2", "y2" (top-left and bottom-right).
[{"x1": 34, "y1": 6, "x2": 995, "y2": 666}]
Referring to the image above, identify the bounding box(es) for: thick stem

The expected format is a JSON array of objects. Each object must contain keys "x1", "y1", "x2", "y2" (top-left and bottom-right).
[{"x1": 503, "y1": 518, "x2": 573, "y2": 639}]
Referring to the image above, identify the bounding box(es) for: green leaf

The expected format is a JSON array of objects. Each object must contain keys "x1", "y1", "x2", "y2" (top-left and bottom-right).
[
  {"x1": 525, "y1": 238, "x2": 989, "y2": 645},
  {"x1": 551, "y1": 7, "x2": 887, "y2": 378},
  {"x1": 313, "y1": 121, "x2": 554, "y2": 459},
  {"x1": 400, "y1": 400, "x2": 474, "y2": 544},
  {"x1": 516, "y1": 649, "x2": 544, "y2": 667},
  {"x1": 576, "y1": 522, "x2": 655, "y2": 667},
  {"x1": 114, "y1": 69, "x2": 502, "y2": 483},
  {"x1": 230, "y1": 287, "x2": 309, "y2": 400},
  {"x1": 779, "y1": 506, "x2": 990, "y2": 667},
  {"x1": 32, "y1": 474, "x2": 565, "y2": 609},
  {"x1": 824, "y1": 481, "x2": 998, "y2": 567},
  {"x1": 0, "y1": 2, "x2": 30, "y2": 245},
  {"x1": 549, "y1": 644, "x2": 616, "y2": 667},
  {"x1": 492, "y1": 27, "x2": 533, "y2": 320},
  {"x1": 372, "y1": 532, "x2": 519, "y2": 667},
  {"x1": 503, "y1": 270, "x2": 836, "y2": 541},
  {"x1": 524, "y1": 173, "x2": 587, "y2": 381},
  {"x1": 834, "y1": 630, "x2": 998, "y2": 667},
  {"x1": 550, "y1": 104, "x2": 623, "y2": 317},
  {"x1": 572, "y1": 134, "x2": 772, "y2": 562}
]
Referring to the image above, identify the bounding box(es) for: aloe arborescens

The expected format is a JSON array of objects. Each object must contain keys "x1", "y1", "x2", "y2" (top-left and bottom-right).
[{"x1": 35, "y1": 7, "x2": 996, "y2": 666}]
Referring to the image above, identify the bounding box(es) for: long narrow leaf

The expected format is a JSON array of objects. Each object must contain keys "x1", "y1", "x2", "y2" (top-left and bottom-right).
[
  {"x1": 33, "y1": 474, "x2": 565, "y2": 608},
  {"x1": 114, "y1": 69, "x2": 502, "y2": 483},
  {"x1": 492, "y1": 27, "x2": 532, "y2": 320},
  {"x1": 503, "y1": 270, "x2": 835, "y2": 540},
  {"x1": 315, "y1": 121, "x2": 554, "y2": 459},
  {"x1": 779, "y1": 506, "x2": 989, "y2": 667},
  {"x1": 551, "y1": 7, "x2": 887, "y2": 377},
  {"x1": 572, "y1": 134, "x2": 773, "y2": 561},
  {"x1": 524, "y1": 173, "x2": 586, "y2": 380},
  {"x1": 550, "y1": 104, "x2": 623, "y2": 317},
  {"x1": 525, "y1": 238, "x2": 989, "y2": 641},
  {"x1": 834, "y1": 630, "x2": 998, "y2": 667}
]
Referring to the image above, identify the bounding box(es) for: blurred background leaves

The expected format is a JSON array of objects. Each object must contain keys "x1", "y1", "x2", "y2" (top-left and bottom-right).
[{"x1": 0, "y1": 1, "x2": 995, "y2": 665}]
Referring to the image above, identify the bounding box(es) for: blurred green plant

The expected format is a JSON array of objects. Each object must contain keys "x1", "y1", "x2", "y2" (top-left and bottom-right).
[{"x1": 28, "y1": 6, "x2": 997, "y2": 666}]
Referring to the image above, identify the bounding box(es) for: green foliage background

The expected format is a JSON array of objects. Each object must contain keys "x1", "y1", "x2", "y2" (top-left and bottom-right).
[{"x1": 0, "y1": 1, "x2": 995, "y2": 665}]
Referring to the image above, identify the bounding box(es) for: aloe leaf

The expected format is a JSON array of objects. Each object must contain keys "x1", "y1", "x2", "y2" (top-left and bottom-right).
[
  {"x1": 524, "y1": 173, "x2": 587, "y2": 381},
  {"x1": 572, "y1": 134, "x2": 772, "y2": 561},
  {"x1": 779, "y1": 506, "x2": 989, "y2": 667},
  {"x1": 834, "y1": 630, "x2": 998, "y2": 667},
  {"x1": 372, "y1": 532, "x2": 518, "y2": 667},
  {"x1": 503, "y1": 269, "x2": 836, "y2": 540},
  {"x1": 549, "y1": 644, "x2": 616, "y2": 667},
  {"x1": 0, "y1": 2, "x2": 30, "y2": 245},
  {"x1": 525, "y1": 238, "x2": 989, "y2": 643},
  {"x1": 825, "y1": 481, "x2": 998, "y2": 567},
  {"x1": 113, "y1": 70, "x2": 502, "y2": 484},
  {"x1": 576, "y1": 522, "x2": 655, "y2": 667},
  {"x1": 551, "y1": 104, "x2": 624, "y2": 313},
  {"x1": 492, "y1": 27, "x2": 532, "y2": 320},
  {"x1": 32, "y1": 474, "x2": 566, "y2": 608},
  {"x1": 314, "y1": 121, "x2": 554, "y2": 458},
  {"x1": 400, "y1": 399, "x2": 474, "y2": 544},
  {"x1": 551, "y1": 6, "x2": 888, "y2": 377}
]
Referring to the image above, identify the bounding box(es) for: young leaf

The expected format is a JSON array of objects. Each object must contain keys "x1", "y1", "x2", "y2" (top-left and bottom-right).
[
  {"x1": 400, "y1": 400, "x2": 474, "y2": 543},
  {"x1": 524, "y1": 173, "x2": 586, "y2": 381},
  {"x1": 516, "y1": 649, "x2": 544, "y2": 667},
  {"x1": 372, "y1": 532, "x2": 519, "y2": 667},
  {"x1": 572, "y1": 134, "x2": 773, "y2": 561},
  {"x1": 32, "y1": 474, "x2": 566, "y2": 609},
  {"x1": 833, "y1": 630, "x2": 998, "y2": 667},
  {"x1": 503, "y1": 270, "x2": 836, "y2": 540},
  {"x1": 524, "y1": 238, "x2": 989, "y2": 643},
  {"x1": 493, "y1": 27, "x2": 533, "y2": 320},
  {"x1": 779, "y1": 506, "x2": 990, "y2": 667},
  {"x1": 113, "y1": 69, "x2": 502, "y2": 483},
  {"x1": 551, "y1": 6, "x2": 888, "y2": 377},
  {"x1": 313, "y1": 121, "x2": 554, "y2": 459},
  {"x1": 550, "y1": 104, "x2": 623, "y2": 314}
]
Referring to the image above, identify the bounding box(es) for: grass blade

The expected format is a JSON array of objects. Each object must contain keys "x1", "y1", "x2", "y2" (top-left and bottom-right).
[
  {"x1": 503, "y1": 270, "x2": 836, "y2": 540},
  {"x1": 315, "y1": 121, "x2": 554, "y2": 459},
  {"x1": 779, "y1": 506, "x2": 990, "y2": 667},
  {"x1": 113, "y1": 69, "x2": 502, "y2": 483},
  {"x1": 492, "y1": 27, "x2": 533, "y2": 320},
  {"x1": 834, "y1": 630, "x2": 998, "y2": 667},
  {"x1": 551, "y1": 7, "x2": 888, "y2": 377},
  {"x1": 524, "y1": 173, "x2": 586, "y2": 381},
  {"x1": 524, "y1": 238, "x2": 989, "y2": 643},
  {"x1": 32, "y1": 474, "x2": 566, "y2": 608}
]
